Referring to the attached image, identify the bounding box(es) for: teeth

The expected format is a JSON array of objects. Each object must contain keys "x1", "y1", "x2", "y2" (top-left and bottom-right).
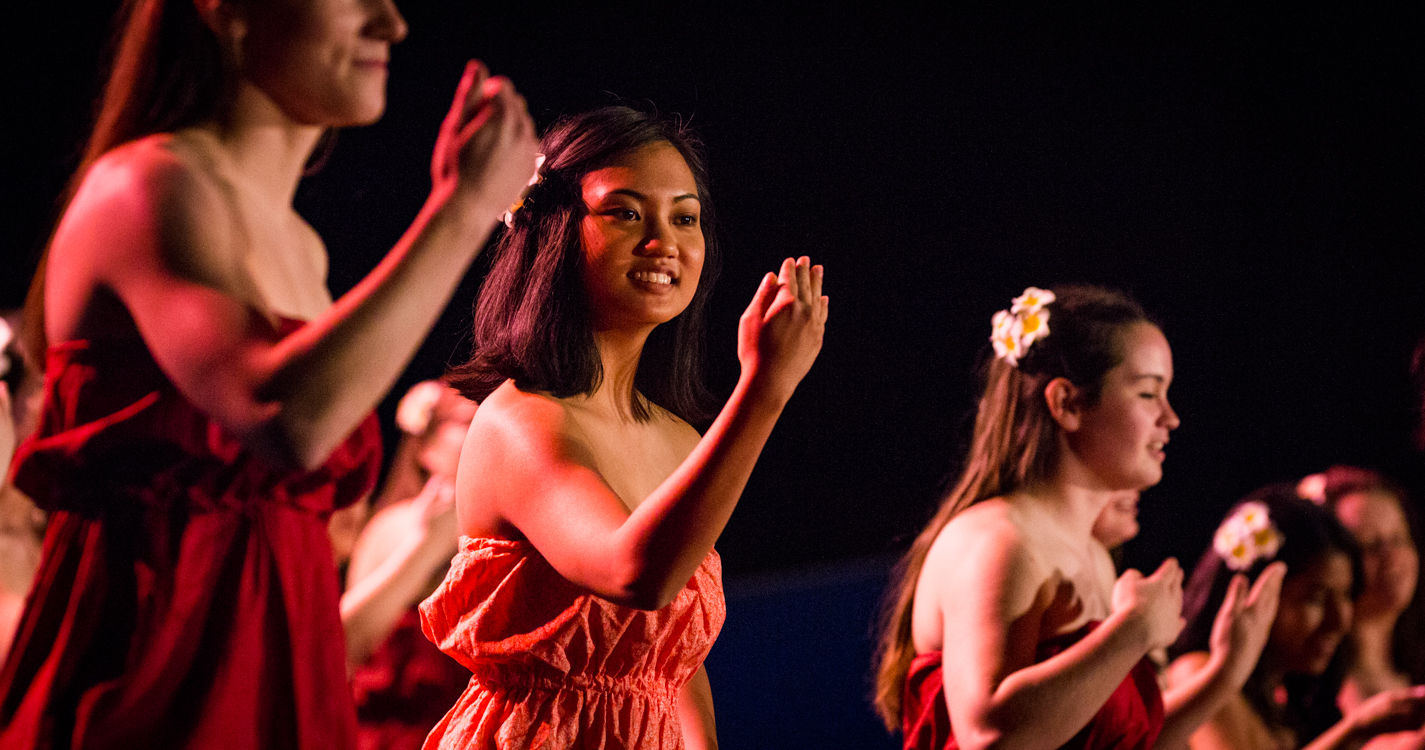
[{"x1": 631, "y1": 271, "x2": 672, "y2": 285}]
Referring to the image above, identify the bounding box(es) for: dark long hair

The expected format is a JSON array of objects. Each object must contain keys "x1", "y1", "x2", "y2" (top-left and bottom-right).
[
  {"x1": 448, "y1": 106, "x2": 721, "y2": 424},
  {"x1": 22, "y1": 0, "x2": 230, "y2": 361},
  {"x1": 1172, "y1": 484, "x2": 1364, "y2": 742},
  {"x1": 872, "y1": 285, "x2": 1152, "y2": 729}
]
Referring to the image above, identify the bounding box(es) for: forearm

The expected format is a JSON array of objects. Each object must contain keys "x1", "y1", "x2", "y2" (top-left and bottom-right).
[
  {"x1": 1302, "y1": 719, "x2": 1367, "y2": 750},
  {"x1": 612, "y1": 376, "x2": 786, "y2": 607},
  {"x1": 678, "y1": 666, "x2": 717, "y2": 750},
  {"x1": 340, "y1": 531, "x2": 452, "y2": 670},
  {"x1": 257, "y1": 191, "x2": 501, "y2": 467},
  {"x1": 969, "y1": 610, "x2": 1152, "y2": 750},
  {"x1": 1158, "y1": 655, "x2": 1237, "y2": 750}
]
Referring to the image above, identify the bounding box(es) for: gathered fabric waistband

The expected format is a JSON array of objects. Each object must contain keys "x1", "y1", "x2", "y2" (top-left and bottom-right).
[{"x1": 469, "y1": 667, "x2": 683, "y2": 702}]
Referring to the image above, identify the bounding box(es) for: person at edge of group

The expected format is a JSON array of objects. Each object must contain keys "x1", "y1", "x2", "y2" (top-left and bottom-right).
[
  {"x1": 1168, "y1": 486, "x2": 1425, "y2": 750},
  {"x1": 1298, "y1": 467, "x2": 1425, "y2": 716},
  {"x1": 1, "y1": 313, "x2": 45, "y2": 666},
  {"x1": 874, "y1": 285, "x2": 1286, "y2": 750},
  {"x1": 0, "y1": 0, "x2": 541, "y2": 746},
  {"x1": 419, "y1": 106, "x2": 828, "y2": 750},
  {"x1": 344, "y1": 381, "x2": 476, "y2": 750}
]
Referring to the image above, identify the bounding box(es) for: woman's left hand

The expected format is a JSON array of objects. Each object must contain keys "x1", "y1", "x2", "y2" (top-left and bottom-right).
[{"x1": 1207, "y1": 561, "x2": 1285, "y2": 688}]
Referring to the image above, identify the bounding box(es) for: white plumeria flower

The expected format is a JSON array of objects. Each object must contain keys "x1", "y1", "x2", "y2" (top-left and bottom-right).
[
  {"x1": 1214, "y1": 502, "x2": 1284, "y2": 571},
  {"x1": 396, "y1": 380, "x2": 446, "y2": 435},
  {"x1": 1018, "y1": 307, "x2": 1051, "y2": 346},
  {"x1": 990, "y1": 310, "x2": 1024, "y2": 366},
  {"x1": 1011, "y1": 287, "x2": 1056, "y2": 315}
]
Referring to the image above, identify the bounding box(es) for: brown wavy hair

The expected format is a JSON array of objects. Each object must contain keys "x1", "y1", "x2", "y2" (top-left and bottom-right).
[{"x1": 871, "y1": 285, "x2": 1151, "y2": 730}]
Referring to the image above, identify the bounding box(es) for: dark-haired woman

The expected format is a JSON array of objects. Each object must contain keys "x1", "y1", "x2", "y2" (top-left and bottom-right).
[
  {"x1": 875, "y1": 286, "x2": 1279, "y2": 750},
  {"x1": 0, "y1": 0, "x2": 539, "y2": 747},
  {"x1": 420, "y1": 106, "x2": 827, "y2": 749},
  {"x1": 1168, "y1": 486, "x2": 1425, "y2": 750},
  {"x1": 1302, "y1": 467, "x2": 1425, "y2": 715}
]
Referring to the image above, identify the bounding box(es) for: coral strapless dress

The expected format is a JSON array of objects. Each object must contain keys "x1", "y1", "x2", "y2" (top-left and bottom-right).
[
  {"x1": 902, "y1": 621, "x2": 1164, "y2": 750},
  {"x1": 419, "y1": 537, "x2": 725, "y2": 750},
  {"x1": 0, "y1": 327, "x2": 381, "y2": 750}
]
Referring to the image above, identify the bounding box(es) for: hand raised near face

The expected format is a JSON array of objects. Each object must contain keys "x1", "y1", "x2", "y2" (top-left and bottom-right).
[
  {"x1": 430, "y1": 60, "x2": 541, "y2": 220},
  {"x1": 738, "y1": 257, "x2": 829, "y2": 405},
  {"x1": 1111, "y1": 557, "x2": 1185, "y2": 652},
  {"x1": 1208, "y1": 562, "x2": 1285, "y2": 688}
]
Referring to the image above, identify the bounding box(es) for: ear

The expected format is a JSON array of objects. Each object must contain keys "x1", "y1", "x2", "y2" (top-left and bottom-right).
[{"x1": 1044, "y1": 377, "x2": 1083, "y2": 432}]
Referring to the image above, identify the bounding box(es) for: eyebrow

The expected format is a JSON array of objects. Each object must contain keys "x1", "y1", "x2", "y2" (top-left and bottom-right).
[
  {"x1": 607, "y1": 188, "x2": 701, "y2": 203},
  {"x1": 1132, "y1": 374, "x2": 1167, "y2": 384}
]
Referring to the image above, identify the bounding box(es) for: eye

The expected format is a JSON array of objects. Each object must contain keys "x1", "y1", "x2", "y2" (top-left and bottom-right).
[
  {"x1": 673, "y1": 213, "x2": 699, "y2": 227},
  {"x1": 603, "y1": 208, "x2": 640, "y2": 221}
]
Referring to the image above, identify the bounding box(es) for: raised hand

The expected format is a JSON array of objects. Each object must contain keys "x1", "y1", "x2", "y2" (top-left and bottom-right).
[
  {"x1": 430, "y1": 60, "x2": 541, "y2": 220},
  {"x1": 1112, "y1": 557, "x2": 1185, "y2": 651},
  {"x1": 737, "y1": 257, "x2": 829, "y2": 404},
  {"x1": 1348, "y1": 686, "x2": 1425, "y2": 740},
  {"x1": 1208, "y1": 561, "x2": 1285, "y2": 687}
]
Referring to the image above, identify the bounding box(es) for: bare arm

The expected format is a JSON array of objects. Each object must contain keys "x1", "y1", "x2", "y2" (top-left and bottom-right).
[
  {"x1": 1158, "y1": 564, "x2": 1285, "y2": 750},
  {"x1": 933, "y1": 516, "x2": 1185, "y2": 750},
  {"x1": 459, "y1": 258, "x2": 827, "y2": 609},
  {"x1": 340, "y1": 478, "x2": 458, "y2": 670},
  {"x1": 678, "y1": 665, "x2": 717, "y2": 750},
  {"x1": 51, "y1": 62, "x2": 539, "y2": 469}
]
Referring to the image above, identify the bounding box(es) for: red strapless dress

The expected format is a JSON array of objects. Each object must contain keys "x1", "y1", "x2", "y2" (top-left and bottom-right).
[
  {"x1": 353, "y1": 607, "x2": 471, "y2": 750},
  {"x1": 419, "y1": 537, "x2": 724, "y2": 750},
  {"x1": 0, "y1": 326, "x2": 381, "y2": 750},
  {"x1": 902, "y1": 621, "x2": 1164, "y2": 750}
]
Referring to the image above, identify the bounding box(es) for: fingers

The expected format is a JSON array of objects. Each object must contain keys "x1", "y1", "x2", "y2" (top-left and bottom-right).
[
  {"x1": 743, "y1": 272, "x2": 780, "y2": 320},
  {"x1": 776, "y1": 257, "x2": 798, "y2": 300},
  {"x1": 444, "y1": 60, "x2": 488, "y2": 133},
  {"x1": 1150, "y1": 557, "x2": 1182, "y2": 584},
  {"x1": 1220, "y1": 574, "x2": 1247, "y2": 617},
  {"x1": 795, "y1": 256, "x2": 813, "y2": 305}
]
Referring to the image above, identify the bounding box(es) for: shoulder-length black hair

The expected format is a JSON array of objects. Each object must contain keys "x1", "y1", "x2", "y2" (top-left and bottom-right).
[
  {"x1": 448, "y1": 106, "x2": 721, "y2": 425},
  {"x1": 1172, "y1": 484, "x2": 1364, "y2": 741}
]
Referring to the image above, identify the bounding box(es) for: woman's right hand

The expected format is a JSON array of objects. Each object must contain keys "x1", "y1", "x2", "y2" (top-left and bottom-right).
[
  {"x1": 737, "y1": 257, "x2": 828, "y2": 404},
  {"x1": 1111, "y1": 557, "x2": 1185, "y2": 651},
  {"x1": 431, "y1": 61, "x2": 541, "y2": 220},
  {"x1": 1207, "y1": 561, "x2": 1285, "y2": 687},
  {"x1": 1347, "y1": 686, "x2": 1425, "y2": 740}
]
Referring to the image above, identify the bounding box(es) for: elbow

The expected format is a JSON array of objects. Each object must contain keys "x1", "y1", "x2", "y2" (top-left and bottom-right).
[
  {"x1": 603, "y1": 559, "x2": 685, "y2": 611},
  {"x1": 246, "y1": 409, "x2": 338, "y2": 473},
  {"x1": 956, "y1": 730, "x2": 1008, "y2": 750}
]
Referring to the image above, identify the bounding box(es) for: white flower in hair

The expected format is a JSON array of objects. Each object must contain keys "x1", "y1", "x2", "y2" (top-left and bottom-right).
[
  {"x1": 990, "y1": 309, "x2": 1025, "y2": 366},
  {"x1": 1011, "y1": 287, "x2": 1056, "y2": 315},
  {"x1": 1213, "y1": 501, "x2": 1284, "y2": 571},
  {"x1": 990, "y1": 287, "x2": 1056, "y2": 367},
  {"x1": 502, "y1": 153, "x2": 548, "y2": 229},
  {"x1": 1297, "y1": 473, "x2": 1328, "y2": 505},
  {"x1": 396, "y1": 380, "x2": 446, "y2": 436}
]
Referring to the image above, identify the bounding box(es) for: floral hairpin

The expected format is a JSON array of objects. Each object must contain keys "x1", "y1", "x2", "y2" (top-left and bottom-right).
[
  {"x1": 395, "y1": 380, "x2": 447, "y2": 436},
  {"x1": 1296, "y1": 473, "x2": 1328, "y2": 506},
  {"x1": 502, "y1": 153, "x2": 548, "y2": 229},
  {"x1": 990, "y1": 287, "x2": 1055, "y2": 367},
  {"x1": 1213, "y1": 501, "x2": 1284, "y2": 571}
]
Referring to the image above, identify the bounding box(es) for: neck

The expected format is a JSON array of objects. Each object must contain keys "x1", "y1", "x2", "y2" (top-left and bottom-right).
[
  {"x1": 1020, "y1": 463, "x2": 1120, "y2": 541},
  {"x1": 194, "y1": 81, "x2": 326, "y2": 206},
  {"x1": 587, "y1": 325, "x2": 654, "y2": 421}
]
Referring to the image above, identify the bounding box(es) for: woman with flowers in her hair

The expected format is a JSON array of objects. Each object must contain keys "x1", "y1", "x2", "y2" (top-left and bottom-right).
[
  {"x1": 874, "y1": 285, "x2": 1284, "y2": 750},
  {"x1": 1169, "y1": 485, "x2": 1425, "y2": 750}
]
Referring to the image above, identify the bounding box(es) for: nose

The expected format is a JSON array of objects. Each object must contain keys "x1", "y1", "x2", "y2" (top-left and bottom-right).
[
  {"x1": 637, "y1": 217, "x2": 678, "y2": 258},
  {"x1": 368, "y1": 0, "x2": 409, "y2": 44},
  {"x1": 1161, "y1": 398, "x2": 1181, "y2": 431},
  {"x1": 1323, "y1": 594, "x2": 1352, "y2": 635}
]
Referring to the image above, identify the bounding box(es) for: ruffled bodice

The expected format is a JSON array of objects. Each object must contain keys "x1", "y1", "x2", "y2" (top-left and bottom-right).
[
  {"x1": 419, "y1": 537, "x2": 725, "y2": 750},
  {"x1": 0, "y1": 328, "x2": 381, "y2": 750}
]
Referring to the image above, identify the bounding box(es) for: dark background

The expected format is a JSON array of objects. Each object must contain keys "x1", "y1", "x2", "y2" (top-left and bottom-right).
[{"x1": 2, "y1": 6, "x2": 1422, "y2": 741}]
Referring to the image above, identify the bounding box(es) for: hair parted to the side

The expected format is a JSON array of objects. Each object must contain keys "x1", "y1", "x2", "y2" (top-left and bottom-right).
[
  {"x1": 447, "y1": 106, "x2": 721, "y2": 425},
  {"x1": 1171, "y1": 484, "x2": 1363, "y2": 739},
  {"x1": 22, "y1": 0, "x2": 232, "y2": 362},
  {"x1": 872, "y1": 284, "x2": 1151, "y2": 730}
]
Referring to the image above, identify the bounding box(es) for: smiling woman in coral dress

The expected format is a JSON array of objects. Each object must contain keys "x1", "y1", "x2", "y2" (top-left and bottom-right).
[
  {"x1": 0, "y1": 0, "x2": 539, "y2": 747},
  {"x1": 423, "y1": 106, "x2": 827, "y2": 750}
]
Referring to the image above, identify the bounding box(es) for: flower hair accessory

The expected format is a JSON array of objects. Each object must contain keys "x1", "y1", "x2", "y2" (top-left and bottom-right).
[
  {"x1": 990, "y1": 287, "x2": 1055, "y2": 366},
  {"x1": 501, "y1": 153, "x2": 548, "y2": 229},
  {"x1": 1213, "y1": 501, "x2": 1284, "y2": 571},
  {"x1": 395, "y1": 380, "x2": 447, "y2": 436}
]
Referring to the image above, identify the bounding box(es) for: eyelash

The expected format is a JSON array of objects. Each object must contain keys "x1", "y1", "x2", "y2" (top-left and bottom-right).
[{"x1": 602, "y1": 209, "x2": 699, "y2": 226}]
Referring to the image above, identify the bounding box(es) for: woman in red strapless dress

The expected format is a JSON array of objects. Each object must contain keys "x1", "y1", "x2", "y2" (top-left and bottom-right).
[
  {"x1": 429, "y1": 106, "x2": 828, "y2": 749},
  {"x1": 874, "y1": 286, "x2": 1282, "y2": 750},
  {"x1": 0, "y1": 1, "x2": 538, "y2": 747}
]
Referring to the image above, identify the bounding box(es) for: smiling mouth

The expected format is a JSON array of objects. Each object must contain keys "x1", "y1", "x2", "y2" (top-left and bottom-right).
[{"x1": 630, "y1": 271, "x2": 674, "y2": 285}]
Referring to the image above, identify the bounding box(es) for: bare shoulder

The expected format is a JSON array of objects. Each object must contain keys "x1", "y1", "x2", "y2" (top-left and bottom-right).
[
  {"x1": 466, "y1": 381, "x2": 581, "y2": 462},
  {"x1": 1166, "y1": 650, "x2": 1211, "y2": 688},
  {"x1": 651, "y1": 402, "x2": 702, "y2": 457},
  {"x1": 58, "y1": 134, "x2": 238, "y2": 285},
  {"x1": 923, "y1": 499, "x2": 1051, "y2": 619}
]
